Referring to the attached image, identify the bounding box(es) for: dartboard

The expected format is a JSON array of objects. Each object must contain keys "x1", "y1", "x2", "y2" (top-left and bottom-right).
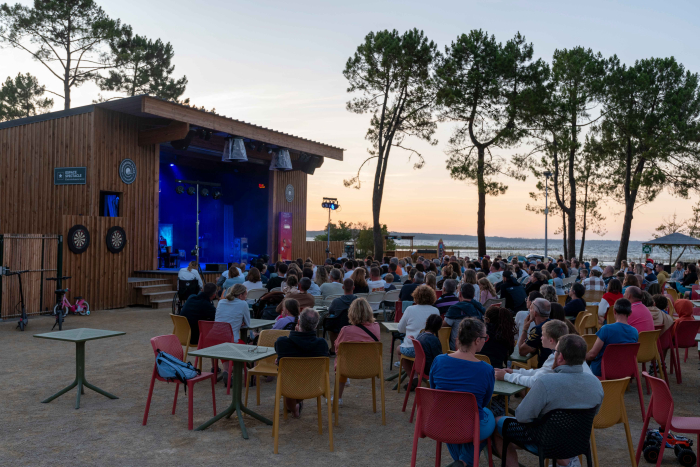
[
  {"x1": 67, "y1": 224, "x2": 90, "y2": 254},
  {"x1": 285, "y1": 184, "x2": 294, "y2": 202},
  {"x1": 119, "y1": 159, "x2": 137, "y2": 184},
  {"x1": 106, "y1": 226, "x2": 127, "y2": 254}
]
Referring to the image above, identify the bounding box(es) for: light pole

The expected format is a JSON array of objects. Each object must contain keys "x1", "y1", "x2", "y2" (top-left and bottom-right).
[
  {"x1": 543, "y1": 171, "x2": 552, "y2": 261},
  {"x1": 321, "y1": 197, "x2": 339, "y2": 259}
]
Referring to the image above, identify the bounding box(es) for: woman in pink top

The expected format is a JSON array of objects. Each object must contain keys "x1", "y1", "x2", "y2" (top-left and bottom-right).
[
  {"x1": 334, "y1": 298, "x2": 380, "y2": 404},
  {"x1": 625, "y1": 286, "x2": 655, "y2": 333}
]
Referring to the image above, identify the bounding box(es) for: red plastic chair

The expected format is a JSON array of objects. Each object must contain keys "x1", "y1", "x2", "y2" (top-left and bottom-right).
[
  {"x1": 600, "y1": 343, "x2": 645, "y2": 419},
  {"x1": 410, "y1": 387, "x2": 494, "y2": 467},
  {"x1": 142, "y1": 334, "x2": 217, "y2": 430},
  {"x1": 402, "y1": 337, "x2": 428, "y2": 422},
  {"x1": 669, "y1": 320, "x2": 700, "y2": 384},
  {"x1": 636, "y1": 371, "x2": 700, "y2": 467},
  {"x1": 691, "y1": 285, "x2": 700, "y2": 300},
  {"x1": 195, "y1": 321, "x2": 246, "y2": 395}
]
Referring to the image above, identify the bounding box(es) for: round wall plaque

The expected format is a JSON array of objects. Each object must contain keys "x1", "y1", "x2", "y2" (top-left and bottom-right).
[
  {"x1": 67, "y1": 224, "x2": 90, "y2": 254},
  {"x1": 106, "y1": 226, "x2": 127, "y2": 254},
  {"x1": 285, "y1": 184, "x2": 294, "y2": 202},
  {"x1": 119, "y1": 159, "x2": 137, "y2": 184}
]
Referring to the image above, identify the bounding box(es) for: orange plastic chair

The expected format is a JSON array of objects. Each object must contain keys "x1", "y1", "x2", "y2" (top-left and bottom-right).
[
  {"x1": 170, "y1": 314, "x2": 195, "y2": 361},
  {"x1": 334, "y1": 342, "x2": 385, "y2": 426},
  {"x1": 244, "y1": 329, "x2": 290, "y2": 406},
  {"x1": 410, "y1": 388, "x2": 494, "y2": 467},
  {"x1": 637, "y1": 371, "x2": 700, "y2": 467},
  {"x1": 142, "y1": 334, "x2": 216, "y2": 430},
  {"x1": 583, "y1": 334, "x2": 598, "y2": 353},
  {"x1": 636, "y1": 330, "x2": 665, "y2": 393},
  {"x1": 273, "y1": 357, "x2": 333, "y2": 454},
  {"x1": 591, "y1": 377, "x2": 637, "y2": 467},
  {"x1": 575, "y1": 312, "x2": 596, "y2": 335},
  {"x1": 600, "y1": 343, "x2": 645, "y2": 418},
  {"x1": 438, "y1": 327, "x2": 450, "y2": 354}
]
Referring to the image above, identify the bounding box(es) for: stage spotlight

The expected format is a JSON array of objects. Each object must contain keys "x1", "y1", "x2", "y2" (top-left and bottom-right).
[
  {"x1": 187, "y1": 186, "x2": 196, "y2": 196},
  {"x1": 170, "y1": 163, "x2": 175, "y2": 167},
  {"x1": 176, "y1": 185, "x2": 185, "y2": 194},
  {"x1": 213, "y1": 189, "x2": 222, "y2": 200},
  {"x1": 201, "y1": 188, "x2": 209, "y2": 197}
]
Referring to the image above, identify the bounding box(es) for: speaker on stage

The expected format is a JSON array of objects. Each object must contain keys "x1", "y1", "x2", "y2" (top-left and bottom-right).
[
  {"x1": 298, "y1": 153, "x2": 323, "y2": 175},
  {"x1": 205, "y1": 263, "x2": 228, "y2": 272}
]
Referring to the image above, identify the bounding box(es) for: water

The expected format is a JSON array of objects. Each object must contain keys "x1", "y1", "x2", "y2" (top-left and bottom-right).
[{"x1": 307, "y1": 235, "x2": 700, "y2": 265}]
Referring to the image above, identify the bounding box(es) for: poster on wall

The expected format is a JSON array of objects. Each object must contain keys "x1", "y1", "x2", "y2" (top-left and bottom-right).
[{"x1": 278, "y1": 212, "x2": 293, "y2": 262}]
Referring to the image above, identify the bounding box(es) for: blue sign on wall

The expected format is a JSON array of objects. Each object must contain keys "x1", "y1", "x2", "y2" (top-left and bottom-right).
[{"x1": 54, "y1": 167, "x2": 87, "y2": 185}]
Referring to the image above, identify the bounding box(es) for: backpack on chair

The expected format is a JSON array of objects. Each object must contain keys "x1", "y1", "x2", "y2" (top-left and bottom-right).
[{"x1": 155, "y1": 349, "x2": 200, "y2": 391}]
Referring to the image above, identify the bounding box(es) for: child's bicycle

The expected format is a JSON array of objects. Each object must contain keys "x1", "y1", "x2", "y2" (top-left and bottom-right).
[
  {"x1": 643, "y1": 428, "x2": 696, "y2": 466},
  {"x1": 46, "y1": 276, "x2": 90, "y2": 330}
]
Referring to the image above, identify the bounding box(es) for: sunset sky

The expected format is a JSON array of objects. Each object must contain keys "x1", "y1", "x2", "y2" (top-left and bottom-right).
[{"x1": 3, "y1": 0, "x2": 699, "y2": 241}]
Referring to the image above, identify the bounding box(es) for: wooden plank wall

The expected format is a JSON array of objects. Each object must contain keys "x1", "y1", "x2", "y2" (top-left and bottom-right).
[
  {"x1": 0, "y1": 108, "x2": 160, "y2": 312},
  {"x1": 132, "y1": 271, "x2": 220, "y2": 290},
  {"x1": 304, "y1": 241, "x2": 346, "y2": 264},
  {"x1": 268, "y1": 169, "x2": 308, "y2": 262}
]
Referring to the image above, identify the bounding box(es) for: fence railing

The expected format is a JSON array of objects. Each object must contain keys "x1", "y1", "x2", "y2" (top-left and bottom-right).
[{"x1": 1, "y1": 234, "x2": 62, "y2": 320}]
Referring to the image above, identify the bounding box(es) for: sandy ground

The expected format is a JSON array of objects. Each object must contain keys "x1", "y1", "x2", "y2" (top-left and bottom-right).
[{"x1": 1, "y1": 307, "x2": 698, "y2": 467}]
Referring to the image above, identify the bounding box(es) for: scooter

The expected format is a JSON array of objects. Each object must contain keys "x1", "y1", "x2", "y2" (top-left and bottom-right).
[{"x1": 4, "y1": 268, "x2": 29, "y2": 331}]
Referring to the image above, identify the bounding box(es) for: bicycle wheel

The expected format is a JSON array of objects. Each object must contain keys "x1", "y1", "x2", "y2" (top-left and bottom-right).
[
  {"x1": 54, "y1": 304, "x2": 67, "y2": 330},
  {"x1": 78, "y1": 301, "x2": 90, "y2": 316}
]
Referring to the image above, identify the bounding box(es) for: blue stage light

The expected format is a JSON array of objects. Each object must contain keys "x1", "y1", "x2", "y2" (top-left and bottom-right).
[{"x1": 170, "y1": 163, "x2": 175, "y2": 167}]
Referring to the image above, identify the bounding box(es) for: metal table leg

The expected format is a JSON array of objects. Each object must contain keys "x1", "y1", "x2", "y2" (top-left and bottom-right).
[
  {"x1": 42, "y1": 341, "x2": 118, "y2": 409},
  {"x1": 194, "y1": 361, "x2": 272, "y2": 439}
]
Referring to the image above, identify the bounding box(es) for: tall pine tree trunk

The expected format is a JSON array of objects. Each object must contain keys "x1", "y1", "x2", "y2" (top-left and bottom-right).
[
  {"x1": 616, "y1": 195, "x2": 636, "y2": 269},
  {"x1": 477, "y1": 146, "x2": 486, "y2": 257},
  {"x1": 579, "y1": 183, "x2": 589, "y2": 261}
]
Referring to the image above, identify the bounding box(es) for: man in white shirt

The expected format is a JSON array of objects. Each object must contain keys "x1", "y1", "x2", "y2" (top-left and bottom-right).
[
  {"x1": 590, "y1": 257, "x2": 603, "y2": 273},
  {"x1": 320, "y1": 268, "x2": 344, "y2": 298},
  {"x1": 367, "y1": 267, "x2": 387, "y2": 292},
  {"x1": 487, "y1": 261, "x2": 504, "y2": 284},
  {"x1": 495, "y1": 320, "x2": 592, "y2": 388},
  {"x1": 343, "y1": 260, "x2": 355, "y2": 280}
]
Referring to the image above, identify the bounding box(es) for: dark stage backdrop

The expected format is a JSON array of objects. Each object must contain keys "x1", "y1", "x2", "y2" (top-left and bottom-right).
[{"x1": 158, "y1": 155, "x2": 269, "y2": 266}]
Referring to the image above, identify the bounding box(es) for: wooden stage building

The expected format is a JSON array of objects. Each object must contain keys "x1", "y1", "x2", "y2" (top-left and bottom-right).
[{"x1": 0, "y1": 95, "x2": 343, "y2": 317}]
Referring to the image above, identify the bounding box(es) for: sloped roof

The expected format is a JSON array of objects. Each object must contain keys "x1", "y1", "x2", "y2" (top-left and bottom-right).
[{"x1": 643, "y1": 232, "x2": 700, "y2": 247}]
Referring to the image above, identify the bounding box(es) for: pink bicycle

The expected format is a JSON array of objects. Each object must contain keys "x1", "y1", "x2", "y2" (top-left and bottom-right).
[{"x1": 48, "y1": 276, "x2": 89, "y2": 330}]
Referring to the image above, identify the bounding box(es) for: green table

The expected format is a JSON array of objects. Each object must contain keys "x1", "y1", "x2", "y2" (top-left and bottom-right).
[
  {"x1": 188, "y1": 343, "x2": 276, "y2": 439},
  {"x1": 509, "y1": 350, "x2": 535, "y2": 366},
  {"x1": 34, "y1": 328, "x2": 125, "y2": 409},
  {"x1": 381, "y1": 322, "x2": 400, "y2": 333},
  {"x1": 493, "y1": 380, "x2": 527, "y2": 415},
  {"x1": 247, "y1": 319, "x2": 276, "y2": 330}
]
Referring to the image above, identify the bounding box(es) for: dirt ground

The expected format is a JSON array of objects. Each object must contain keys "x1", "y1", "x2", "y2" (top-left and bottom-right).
[{"x1": 1, "y1": 307, "x2": 698, "y2": 467}]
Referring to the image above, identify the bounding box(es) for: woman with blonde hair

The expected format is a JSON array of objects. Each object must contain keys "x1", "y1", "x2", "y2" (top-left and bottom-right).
[
  {"x1": 398, "y1": 285, "x2": 439, "y2": 373},
  {"x1": 622, "y1": 274, "x2": 640, "y2": 294},
  {"x1": 314, "y1": 264, "x2": 329, "y2": 288},
  {"x1": 178, "y1": 260, "x2": 203, "y2": 288},
  {"x1": 463, "y1": 269, "x2": 481, "y2": 302},
  {"x1": 215, "y1": 284, "x2": 250, "y2": 343},
  {"x1": 333, "y1": 298, "x2": 380, "y2": 404},
  {"x1": 425, "y1": 272, "x2": 437, "y2": 291},
  {"x1": 478, "y1": 278, "x2": 497, "y2": 304},
  {"x1": 351, "y1": 267, "x2": 369, "y2": 293}
]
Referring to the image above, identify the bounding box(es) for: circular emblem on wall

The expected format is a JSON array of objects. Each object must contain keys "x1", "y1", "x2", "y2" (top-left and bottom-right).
[
  {"x1": 106, "y1": 226, "x2": 127, "y2": 254},
  {"x1": 285, "y1": 184, "x2": 294, "y2": 202},
  {"x1": 119, "y1": 159, "x2": 137, "y2": 184},
  {"x1": 67, "y1": 224, "x2": 90, "y2": 254}
]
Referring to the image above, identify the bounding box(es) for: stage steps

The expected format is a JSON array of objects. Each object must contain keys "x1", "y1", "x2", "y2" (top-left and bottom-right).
[{"x1": 128, "y1": 278, "x2": 176, "y2": 309}]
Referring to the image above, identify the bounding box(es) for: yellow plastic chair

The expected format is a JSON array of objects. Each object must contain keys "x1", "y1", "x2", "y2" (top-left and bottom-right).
[
  {"x1": 667, "y1": 300, "x2": 677, "y2": 318},
  {"x1": 586, "y1": 305, "x2": 599, "y2": 329},
  {"x1": 438, "y1": 327, "x2": 450, "y2": 354},
  {"x1": 591, "y1": 377, "x2": 637, "y2": 467},
  {"x1": 574, "y1": 312, "x2": 596, "y2": 335},
  {"x1": 170, "y1": 314, "x2": 195, "y2": 361},
  {"x1": 667, "y1": 288, "x2": 679, "y2": 303},
  {"x1": 557, "y1": 294, "x2": 568, "y2": 306},
  {"x1": 636, "y1": 330, "x2": 666, "y2": 389},
  {"x1": 606, "y1": 306, "x2": 616, "y2": 326},
  {"x1": 334, "y1": 342, "x2": 385, "y2": 426},
  {"x1": 475, "y1": 354, "x2": 491, "y2": 364},
  {"x1": 245, "y1": 329, "x2": 290, "y2": 406},
  {"x1": 273, "y1": 357, "x2": 333, "y2": 454},
  {"x1": 584, "y1": 290, "x2": 604, "y2": 304},
  {"x1": 583, "y1": 334, "x2": 598, "y2": 353}
]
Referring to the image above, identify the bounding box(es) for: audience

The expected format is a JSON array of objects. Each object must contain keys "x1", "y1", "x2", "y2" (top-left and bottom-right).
[
  {"x1": 551, "y1": 268, "x2": 565, "y2": 295},
  {"x1": 333, "y1": 298, "x2": 381, "y2": 404},
  {"x1": 539, "y1": 284, "x2": 557, "y2": 304},
  {"x1": 597, "y1": 278, "x2": 623, "y2": 324},
  {"x1": 397, "y1": 285, "x2": 439, "y2": 373},
  {"x1": 325, "y1": 279, "x2": 357, "y2": 353},
  {"x1": 406, "y1": 314, "x2": 444, "y2": 391},
  {"x1": 481, "y1": 306, "x2": 516, "y2": 369},
  {"x1": 180, "y1": 282, "x2": 217, "y2": 346},
  {"x1": 429, "y1": 319, "x2": 495, "y2": 467},
  {"x1": 320, "y1": 268, "x2": 344, "y2": 298},
  {"x1": 517, "y1": 298, "x2": 551, "y2": 368},
  {"x1": 624, "y1": 286, "x2": 655, "y2": 333},
  {"x1": 586, "y1": 298, "x2": 639, "y2": 376},
  {"x1": 284, "y1": 277, "x2": 315, "y2": 309},
  {"x1": 549, "y1": 302, "x2": 579, "y2": 335},
  {"x1": 399, "y1": 271, "x2": 424, "y2": 302},
  {"x1": 563, "y1": 283, "x2": 586, "y2": 317},
  {"x1": 478, "y1": 278, "x2": 497, "y2": 304},
  {"x1": 303, "y1": 268, "x2": 321, "y2": 296},
  {"x1": 515, "y1": 291, "x2": 541, "y2": 338},
  {"x1": 487, "y1": 261, "x2": 504, "y2": 284},
  {"x1": 649, "y1": 293, "x2": 674, "y2": 335},
  {"x1": 242, "y1": 267, "x2": 263, "y2": 291},
  {"x1": 273, "y1": 298, "x2": 300, "y2": 330},
  {"x1": 178, "y1": 260, "x2": 204, "y2": 289},
  {"x1": 367, "y1": 267, "x2": 386, "y2": 292},
  {"x1": 215, "y1": 283, "x2": 251, "y2": 343},
  {"x1": 495, "y1": 334, "x2": 604, "y2": 467},
  {"x1": 266, "y1": 263, "x2": 287, "y2": 291},
  {"x1": 444, "y1": 283, "x2": 486, "y2": 350},
  {"x1": 499, "y1": 270, "x2": 527, "y2": 312},
  {"x1": 583, "y1": 269, "x2": 605, "y2": 292},
  {"x1": 434, "y1": 279, "x2": 460, "y2": 316},
  {"x1": 274, "y1": 308, "x2": 329, "y2": 418}
]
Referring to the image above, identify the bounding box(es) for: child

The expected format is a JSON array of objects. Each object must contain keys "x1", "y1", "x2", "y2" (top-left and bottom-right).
[
  {"x1": 495, "y1": 320, "x2": 592, "y2": 388},
  {"x1": 585, "y1": 298, "x2": 639, "y2": 376}
]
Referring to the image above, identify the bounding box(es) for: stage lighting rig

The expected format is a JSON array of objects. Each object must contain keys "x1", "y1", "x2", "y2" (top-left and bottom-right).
[
  {"x1": 322, "y1": 197, "x2": 340, "y2": 259},
  {"x1": 176, "y1": 185, "x2": 185, "y2": 194},
  {"x1": 187, "y1": 186, "x2": 196, "y2": 196}
]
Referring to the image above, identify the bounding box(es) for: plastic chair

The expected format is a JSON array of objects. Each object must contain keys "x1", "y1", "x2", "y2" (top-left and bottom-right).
[
  {"x1": 403, "y1": 338, "x2": 429, "y2": 423},
  {"x1": 484, "y1": 298, "x2": 505, "y2": 309},
  {"x1": 691, "y1": 284, "x2": 700, "y2": 299},
  {"x1": 500, "y1": 408, "x2": 596, "y2": 467},
  {"x1": 584, "y1": 290, "x2": 604, "y2": 304},
  {"x1": 605, "y1": 306, "x2": 616, "y2": 326},
  {"x1": 170, "y1": 314, "x2": 195, "y2": 361},
  {"x1": 636, "y1": 371, "x2": 700, "y2": 467},
  {"x1": 438, "y1": 327, "x2": 450, "y2": 354},
  {"x1": 582, "y1": 334, "x2": 598, "y2": 353},
  {"x1": 244, "y1": 329, "x2": 290, "y2": 406},
  {"x1": 246, "y1": 288, "x2": 267, "y2": 301},
  {"x1": 557, "y1": 294, "x2": 568, "y2": 306},
  {"x1": 599, "y1": 343, "x2": 644, "y2": 418},
  {"x1": 475, "y1": 354, "x2": 491, "y2": 364},
  {"x1": 666, "y1": 288, "x2": 679, "y2": 303},
  {"x1": 411, "y1": 388, "x2": 494, "y2": 467},
  {"x1": 669, "y1": 320, "x2": 700, "y2": 384},
  {"x1": 366, "y1": 291, "x2": 385, "y2": 312},
  {"x1": 390, "y1": 301, "x2": 413, "y2": 368},
  {"x1": 636, "y1": 330, "x2": 665, "y2": 393},
  {"x1": 142, "y1": 334, "x2": 217, "y2": 430},
  {"x1": 334, "y1": 342, "x2": 385, "y2": 426},
  {"x1": 591, "y1": 378, "x2": 637, "y2": 467},
  {"x1": 273, "y1": 357, "x2": 333, "y2": 454},
  {"x1": 195, "y1": 321, "x2": 243, "y2": 396},
  {"x1": 574, "y1": 312, "x2": 596, "y2": 335}
]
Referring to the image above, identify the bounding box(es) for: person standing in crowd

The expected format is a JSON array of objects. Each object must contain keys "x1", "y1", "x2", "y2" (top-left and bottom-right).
[
  {"x1": 179, "y1": 260, "x2": 203, "y2": 288},
  {"x1": 274, "y1": 308, "x2": 329, "y2": 418}
]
